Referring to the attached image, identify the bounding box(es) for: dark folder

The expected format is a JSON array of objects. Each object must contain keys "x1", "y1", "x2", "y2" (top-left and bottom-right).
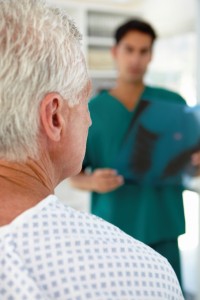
[{"x1": 115, "y1": 99, "x2": 200, "y2": 186}]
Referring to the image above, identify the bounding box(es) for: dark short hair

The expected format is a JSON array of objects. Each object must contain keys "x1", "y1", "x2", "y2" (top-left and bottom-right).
[{"x1": 114, "y1": 19, "x2": 157, "y2": 45}]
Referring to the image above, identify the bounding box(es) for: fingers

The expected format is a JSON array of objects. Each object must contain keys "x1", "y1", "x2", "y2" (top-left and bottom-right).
[
  {"x1": 92, "y1": 168, "x2": 124, "y2": 193},
  {"x1": 101, "y1": 176, "x2": 124, "y2": 193},
  {"x1": 93, "y1": 168, "x2": 118, "y2": 177},
  {"x1": 191, "y1": 152, "x2": 200, "y2": 166}
]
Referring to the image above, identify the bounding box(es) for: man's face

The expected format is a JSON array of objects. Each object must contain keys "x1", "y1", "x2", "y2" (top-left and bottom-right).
[
  {"x1": 60, "y1": 81, "x2": 92, "y2": 179},
  {"x1": 112, "y1": 30, "x2": 153, "y2": 84}
]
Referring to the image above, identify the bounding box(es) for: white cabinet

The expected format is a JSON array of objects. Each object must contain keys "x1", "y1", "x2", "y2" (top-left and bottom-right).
[{"x1": 48, "y1": 1, "x2": 138, "y2": 94}]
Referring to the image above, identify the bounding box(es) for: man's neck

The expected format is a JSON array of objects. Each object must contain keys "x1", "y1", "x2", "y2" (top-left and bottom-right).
[
  {"x1": 110, "y1": 80, "x2": 145, "y2": 111},
  {"x1": 0, "y1": 156, "x2": 56, "y2": 226}
]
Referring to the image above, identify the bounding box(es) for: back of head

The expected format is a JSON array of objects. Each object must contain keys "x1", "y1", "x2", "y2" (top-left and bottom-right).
[
  {"x1": 0, "y1": 0, "x2": 89, "y2": 162},
  {"x1": 114, "y1": 19, "x2": 157, "y2": 45}
]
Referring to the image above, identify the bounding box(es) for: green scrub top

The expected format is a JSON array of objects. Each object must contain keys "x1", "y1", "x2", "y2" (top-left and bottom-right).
[{"x1": 83, "y1": 86, "x2": 186, "y2": 244}]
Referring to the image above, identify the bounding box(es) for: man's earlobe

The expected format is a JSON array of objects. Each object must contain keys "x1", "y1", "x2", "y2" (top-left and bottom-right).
[
  {"x1": 111, "y1": 46, "x2": 117, "y2": 58},
  {"x1": 40, "y1": 93, "x2": 66, "y2": 142},
  {"x1": 149, "y1": 51, "x2": 153, "y2": 62}
]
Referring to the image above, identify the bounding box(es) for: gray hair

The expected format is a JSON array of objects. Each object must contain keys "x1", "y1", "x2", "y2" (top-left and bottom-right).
[{"x1": 0, "y1": 0, "x2": 89, "y2": 161}]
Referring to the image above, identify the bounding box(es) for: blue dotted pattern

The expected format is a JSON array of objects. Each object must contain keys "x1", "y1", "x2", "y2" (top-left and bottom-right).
[{"x1": 0, "y1": 195, "x2": 183, "y2": 299}]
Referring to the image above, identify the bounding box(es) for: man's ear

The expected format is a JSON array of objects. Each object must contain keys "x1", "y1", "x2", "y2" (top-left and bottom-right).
[
  {"x1": 40, "y1": 93, "x2": 67, "y2": 142},
  {"x1": 111, "y1": 45, "x2": 118, "y2": 59},
  {"x1": 149, "y1": 50, "x2": 153, "y2": 63}
]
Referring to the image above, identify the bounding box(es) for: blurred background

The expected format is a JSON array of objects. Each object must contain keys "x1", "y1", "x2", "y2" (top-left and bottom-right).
[{"x1": 47, "y1": 0, "x2": 199, "y2": 299}]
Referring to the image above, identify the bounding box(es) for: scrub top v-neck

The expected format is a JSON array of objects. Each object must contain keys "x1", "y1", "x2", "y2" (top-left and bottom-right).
[{"x1": 83, "y1": 86, "x2": 186, "y2": 245}]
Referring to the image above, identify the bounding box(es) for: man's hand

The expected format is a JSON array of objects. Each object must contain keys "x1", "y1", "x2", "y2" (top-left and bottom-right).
[
  {"x1": 191, "y1": 151, "x2": 200, "y2": 166},
  {"x1": 69, "y1": 168, "x2": 124, "y2": 193},
  {"x1": 91, "y1": 168, "x2": 124, "y2": 193},
  {"x1": 191, "y1": 151, "x2": 200, "y2": 176}
]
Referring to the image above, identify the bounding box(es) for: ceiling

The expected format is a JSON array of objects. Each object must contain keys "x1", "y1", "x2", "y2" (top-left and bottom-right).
[
  {"x1": 139, "y1": 0, "x2": 196, "y2": 36},
  {"x1": 54, "y1": 0, "x2": 197, "y2": 37}
]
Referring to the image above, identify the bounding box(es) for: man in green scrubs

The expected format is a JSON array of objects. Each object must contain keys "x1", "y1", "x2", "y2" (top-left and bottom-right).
[{"x1": 70, "y1": 19, "x2": 195, "y2": 286}]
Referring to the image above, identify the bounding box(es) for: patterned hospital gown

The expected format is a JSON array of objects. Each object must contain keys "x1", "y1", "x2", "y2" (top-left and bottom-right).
[{"x1": 0, "y1": 195, "x2": 183, "y2": 300}]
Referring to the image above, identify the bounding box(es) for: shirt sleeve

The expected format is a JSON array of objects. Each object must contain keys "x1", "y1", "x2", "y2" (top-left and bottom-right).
[{"x1": 0, "y1": 239, "x2": 47, "y2": 300}]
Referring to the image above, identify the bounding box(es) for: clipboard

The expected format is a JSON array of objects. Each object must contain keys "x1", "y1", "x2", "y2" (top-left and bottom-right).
[{"x1": 115, "y1": 99, "x2": 200, "y2": 186}]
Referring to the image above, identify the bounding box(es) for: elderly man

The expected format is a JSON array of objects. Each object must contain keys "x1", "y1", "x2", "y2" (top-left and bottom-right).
[{"x1": 0, "y1": 1, "x2": 184, "y2": 299}]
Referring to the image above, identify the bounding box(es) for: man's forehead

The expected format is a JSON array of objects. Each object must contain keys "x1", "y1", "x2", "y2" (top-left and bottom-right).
[{"x1": 119, "y1": 31, "x2": 153, "y2": 45}]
